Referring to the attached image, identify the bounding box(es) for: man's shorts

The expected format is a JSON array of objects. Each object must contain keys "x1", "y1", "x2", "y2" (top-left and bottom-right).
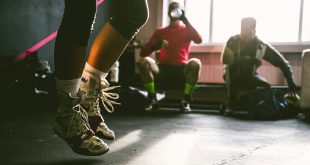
[{"x1": 155, "y1": 64, "x2": 186, "y2": 89}]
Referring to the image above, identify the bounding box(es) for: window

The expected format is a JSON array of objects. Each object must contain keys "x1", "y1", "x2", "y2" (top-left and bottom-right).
[
  {"x1": 302, "y1": 0, "x2": 310, "y2": 41},
  {"x1": 213, "y1": 0, "x2": 300, "y2": 43},
  {"x1": 166, "y1": 0, "x2": 310, "y2": 44},
  {"x1": 185, "y1": 0, "x2": 211, "y2": 43}
]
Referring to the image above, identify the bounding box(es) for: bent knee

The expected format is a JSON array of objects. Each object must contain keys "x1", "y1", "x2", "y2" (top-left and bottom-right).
[
  {"x1": 110, "y1": 0, "x2": 149, "y2": 40},
  {"x1": 137, "y1": 57, "x2": 152, "y2": 69},
  {"x1": 187, "y1": 58, "x2": 202, "y2": 70}
]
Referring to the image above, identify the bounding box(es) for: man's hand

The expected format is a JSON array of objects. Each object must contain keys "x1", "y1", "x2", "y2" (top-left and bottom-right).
[
  {"x1": 179, "y1": 10, "x2": 189, "y2": 25},
  {"x1": 161, "y1": 39, "x2": 169, "y2": 48},
  {"x1": 288, "y1": 83, "x2": 299, "y2": 98},
  {"x1": 285, "y1": 88, "x2": 300, "y2": 110}
]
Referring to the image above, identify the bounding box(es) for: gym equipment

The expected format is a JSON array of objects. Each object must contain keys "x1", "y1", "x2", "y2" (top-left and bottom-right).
[{"x1": 300, "y1": 49, "x2": 310, "y2": 121}]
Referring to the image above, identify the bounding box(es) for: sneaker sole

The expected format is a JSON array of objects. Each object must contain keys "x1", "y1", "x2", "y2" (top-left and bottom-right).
[{"x1": 53, "y1": 125, "x2": 109, "y2": 156}]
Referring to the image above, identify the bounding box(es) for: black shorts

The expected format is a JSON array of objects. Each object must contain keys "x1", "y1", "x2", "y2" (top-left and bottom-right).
[
  {"x1": 57, "y1": 0, "x2": 148, "y2": 46},
  {"x1": 155, "y1": 64, "x2": 186, "y2": 89}
]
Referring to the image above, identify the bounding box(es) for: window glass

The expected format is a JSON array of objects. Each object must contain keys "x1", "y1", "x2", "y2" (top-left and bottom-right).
[
  {"x1": 166, "y1": 0, "x2": 306, "y2": 43},
  {"x1": 212, "y1": 0, "x2": 300, "y2": 42},
  {"x1": 185, "y1": 0, "x2": 210, "y2": 43},
  {"x1": 302, "y1": 0, "x2": 310, "y2": 41}
]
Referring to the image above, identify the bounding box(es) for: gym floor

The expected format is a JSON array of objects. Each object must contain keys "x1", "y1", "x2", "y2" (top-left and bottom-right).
[{"x1": 1, "y1": 107, "x2": 310, "y2": 165}]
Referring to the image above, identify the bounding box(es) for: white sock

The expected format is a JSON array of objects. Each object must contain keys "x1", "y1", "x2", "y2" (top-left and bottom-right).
[
  {"x1": 83, "y1": 62, "x2": 108, "y2": 80},
  {"x1": 56, "y1": 78, "x2": 81, "y2": 97}
]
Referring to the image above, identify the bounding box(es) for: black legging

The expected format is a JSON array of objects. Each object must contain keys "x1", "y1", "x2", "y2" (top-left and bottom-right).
[{"x1": 57, "y1": 0, "x2": 149, "y2": 46}]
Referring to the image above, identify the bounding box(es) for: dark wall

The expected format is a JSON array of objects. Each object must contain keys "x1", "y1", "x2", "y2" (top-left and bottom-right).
[{"x1": 0, "y1": 0, "x2": 111, "y2": 70}]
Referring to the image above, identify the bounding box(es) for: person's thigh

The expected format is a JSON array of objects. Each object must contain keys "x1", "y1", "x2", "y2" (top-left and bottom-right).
[
  {"x1": 138, "y1": 57, "x2": 159, "y2": 75},
  {"x1": 183, "y1": 58, "x2": 201, "y2": 76}
]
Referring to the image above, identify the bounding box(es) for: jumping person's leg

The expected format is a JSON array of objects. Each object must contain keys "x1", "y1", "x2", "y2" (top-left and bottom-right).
[
  {"x1": 137, "y1": 57, "x2": 160, "y2": 111},
  {"x1": 80, "y1": 0, "x2": 149, "y2": 137},
  {"x1": 53, "y1": 0, "x2": 108, "y2": 156},
  {"x1": 181, "y1": 58, "x2": 201, "y2": 113}
]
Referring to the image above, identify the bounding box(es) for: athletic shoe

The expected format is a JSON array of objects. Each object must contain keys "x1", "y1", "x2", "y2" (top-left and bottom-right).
[
  {"x1": 80, "y1": 75, "x2": 118, "y2": 140},
  {"x1": 180, "y1": 99, "x2": 191, "y2": 113},
  {"x1": 145, "y1": 94, "x2": 159, "y2": 112},
  {"x1": 53, "y1": 91, "x2": 109, "y2": 156}
]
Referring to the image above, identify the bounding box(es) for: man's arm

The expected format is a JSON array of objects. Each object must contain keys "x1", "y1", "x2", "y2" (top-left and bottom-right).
[
  {"x1": 180, "y1": 10, "x2": 202, "y2": 44},
  {"x1": 263, "y1": 43, "x2": 297, "y2": 93},
  {"x1": 140, "y1": 30, "x2": 163, "y2": 57},
  {"x1": 221, "y1": 37, "x2": 235, "y2": 65}
]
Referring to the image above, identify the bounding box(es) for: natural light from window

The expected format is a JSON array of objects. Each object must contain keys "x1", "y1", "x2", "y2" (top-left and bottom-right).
[
  {"x1": 177, "y1": 0, "x2": 309, "y2": 44},
  {"x1": 186, "y1": 0, "x2": 210, "y2": 43},
  {"x1": 302, "y1": 0, "x2": 310, "y2": 41},
  {"x1": 212, "y1": 0, "x2": 300, "y2": 43}
]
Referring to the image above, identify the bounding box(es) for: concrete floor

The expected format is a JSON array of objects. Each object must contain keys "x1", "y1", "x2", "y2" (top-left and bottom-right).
[{"x1": 1, "y1": 108, "x2": 310, "y2": 165}]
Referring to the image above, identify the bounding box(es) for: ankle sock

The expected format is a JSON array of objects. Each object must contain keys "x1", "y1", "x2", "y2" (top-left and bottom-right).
[
  {"x1": 144, "y1": 81, "x2": 155, "y2": 95},
  {"x1": 84, "y1": 62, "x2": 108, "y2": 80},
  {"x1": 184, "y1": 83, "x2": 195, "y2": 96},
  {"x1": 56, "y1": 78, "x2": 81, "y2": 97}
]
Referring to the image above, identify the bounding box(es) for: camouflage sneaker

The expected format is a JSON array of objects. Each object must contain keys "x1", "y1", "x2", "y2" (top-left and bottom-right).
[
  {"x1": 80, "y1": 75, "x2": 119, "y2": 140},
  {"x1": 53, "y1": 91, "x2": 109, "y2": 156}
]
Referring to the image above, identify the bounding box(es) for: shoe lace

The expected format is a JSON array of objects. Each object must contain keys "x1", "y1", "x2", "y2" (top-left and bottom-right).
[{"x1": 99, "y1": 80, "x2": 121, "y2": 113}]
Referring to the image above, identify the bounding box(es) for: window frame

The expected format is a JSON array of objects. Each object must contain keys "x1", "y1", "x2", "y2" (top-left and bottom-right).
[{"x1": 160, "y1": 0, "x2": 310, "y2": 53}]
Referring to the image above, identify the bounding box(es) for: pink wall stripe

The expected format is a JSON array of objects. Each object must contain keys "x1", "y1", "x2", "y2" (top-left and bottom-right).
[
  {"x1": 13, "y1": 31, "x2": 58, "y2": 63},
  {"x1": 97, "y1": 0, "x2": 105, "y2": 6},
  {"x1": 12, "y1": 0, "x2": 105, "y2": 63}
]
